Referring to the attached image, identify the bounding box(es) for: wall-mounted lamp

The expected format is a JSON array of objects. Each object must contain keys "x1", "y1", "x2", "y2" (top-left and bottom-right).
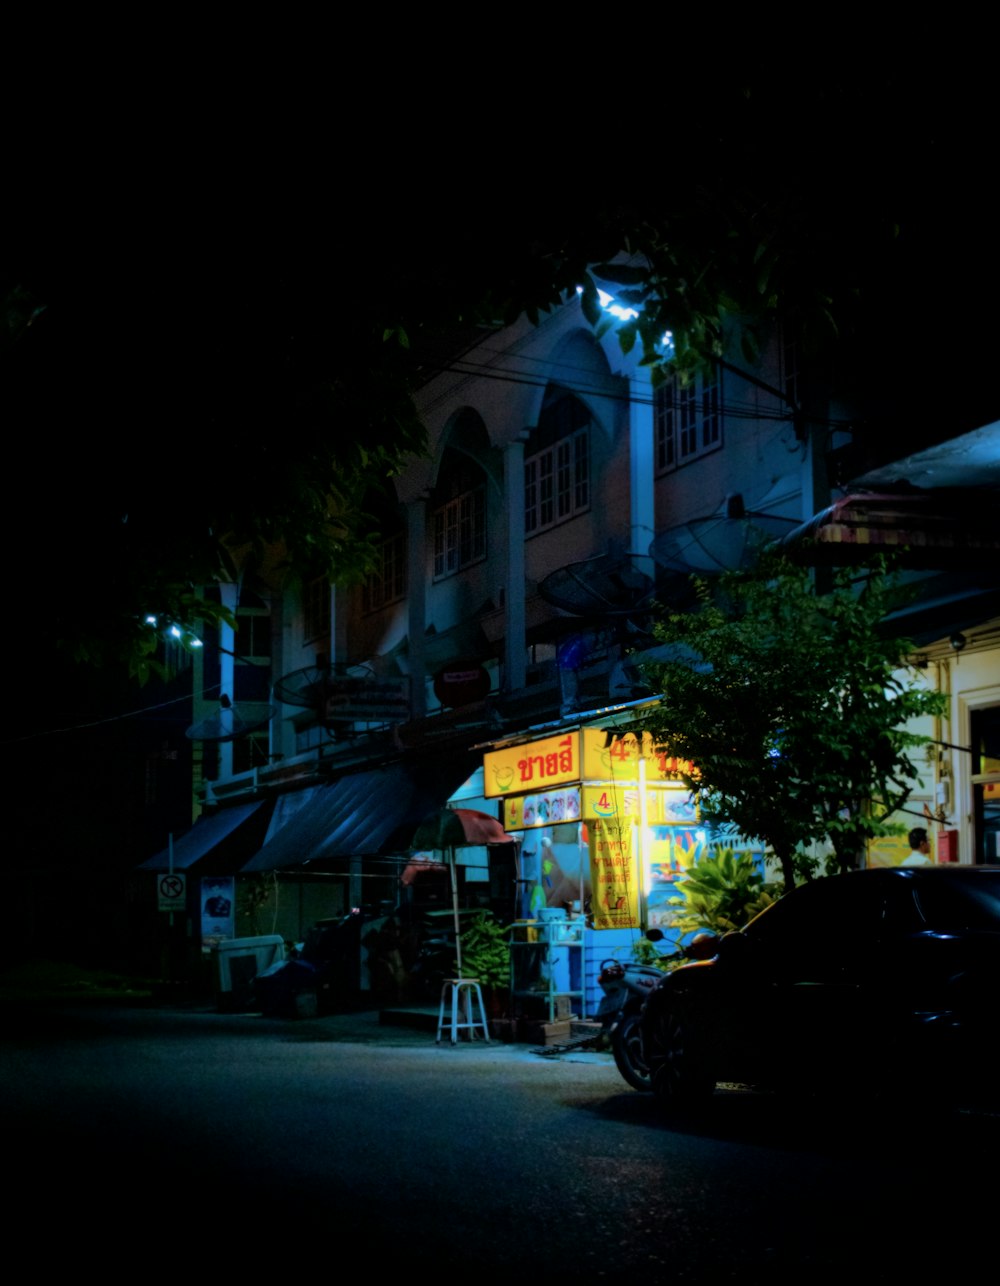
[{"x1": 950, "y1": 632, "x2": 967, "y2": 653}]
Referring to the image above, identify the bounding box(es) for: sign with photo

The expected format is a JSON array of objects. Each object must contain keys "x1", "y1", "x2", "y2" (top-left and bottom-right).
[{"x1": 201, "y1": 876, "x2": 235, "y2": 947}]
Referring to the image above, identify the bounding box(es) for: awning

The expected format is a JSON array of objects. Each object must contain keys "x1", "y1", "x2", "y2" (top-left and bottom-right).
[
  {"x1": 138, "y1": 800, "x2": 272, "y2": 873},
  {"x1": 241, "y1": 753, "x2": 479, "y2": 872},
  {"x1": 781, "y1": 489, "x2": 1000, "y2": 568},
  {"x1": 881, "y1": 571, "x2": 1000, "y2": 646},
  {"x1": 263, "y1": 785, "x2": 325, "y2": 844}
]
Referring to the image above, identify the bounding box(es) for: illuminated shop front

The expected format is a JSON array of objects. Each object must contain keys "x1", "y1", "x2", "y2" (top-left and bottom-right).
[{"x1": 484, "y1": 724, "x2": 708, "y2": 936}]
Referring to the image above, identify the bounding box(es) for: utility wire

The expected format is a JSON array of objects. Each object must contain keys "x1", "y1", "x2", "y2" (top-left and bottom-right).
[{"x1": 0, "y1": 683, "x2": 226, "y2": 745}]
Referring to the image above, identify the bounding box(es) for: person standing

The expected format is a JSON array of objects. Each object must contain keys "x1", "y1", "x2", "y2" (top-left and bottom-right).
[{"x1": 901, "y1": 826, "x2": 933, "y2": 866}]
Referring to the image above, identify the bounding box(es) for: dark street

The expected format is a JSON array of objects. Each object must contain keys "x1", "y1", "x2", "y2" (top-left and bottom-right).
[{"x1": 2, "y1": 1002, "x2": 994, "y2": 1282}]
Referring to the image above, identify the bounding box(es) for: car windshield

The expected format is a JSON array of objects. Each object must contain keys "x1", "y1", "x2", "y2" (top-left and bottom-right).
[
  {"x1": 912, "y1": 869, "x2": 1000, "y2": 932},
  {"x1": 738, "y1": 873, "x2": 891, "y2": 950}
]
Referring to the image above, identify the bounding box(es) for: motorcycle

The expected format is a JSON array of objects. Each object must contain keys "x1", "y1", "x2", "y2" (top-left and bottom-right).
[
  {"x1": 595, "y1": 955, "x2": 667, "y2": 1091},
  {"x1": 598, "y1": 931, "x2": 723, "y2": 1091},
  {"x1": 596, "y1": 929, "x2": 695, "y2": 1091}
]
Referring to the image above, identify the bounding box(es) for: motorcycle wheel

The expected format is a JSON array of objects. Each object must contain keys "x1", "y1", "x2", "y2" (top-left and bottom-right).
[
  {"x1": 611, "y1": 1013, "x2": 653, "y2": 1092},
  {"x1": 644, "y1": 1003, "x2": 715, "y2": 1108}
]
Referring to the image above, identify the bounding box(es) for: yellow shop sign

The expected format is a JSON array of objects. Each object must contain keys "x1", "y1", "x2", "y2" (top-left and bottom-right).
[
  {"x1": 484, "y1": 732, "x2": 580, "y2": 798},
  {"x1": 582, "y1": 729, "x2": 697, "y2": 784},
  {"x1": 582, "y1": 784, "x2": 698, "y2": 825}
]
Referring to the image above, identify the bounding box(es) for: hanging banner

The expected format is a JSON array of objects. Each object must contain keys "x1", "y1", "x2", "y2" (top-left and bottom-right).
[{"x1": 587, "y1": 817, "x2": 641, "y2": 930}]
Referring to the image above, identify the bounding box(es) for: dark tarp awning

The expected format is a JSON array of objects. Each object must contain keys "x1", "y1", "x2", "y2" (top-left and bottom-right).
[
  {"x1": 262, "y1": 785, "x2": 325, "y2": 844},
  {"x1": 241, "y1": 753, "x2": 479, "y2": 872},
  {"x1": 881, "y1": 572, "x2": 1000, "y2": 646},
  {"x1": 138, "y1": 799, "x2": 272, "y2": 873}
]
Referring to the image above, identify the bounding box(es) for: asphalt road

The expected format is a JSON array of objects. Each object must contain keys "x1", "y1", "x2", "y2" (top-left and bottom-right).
[{"x1": 2, "y1": 1002, "x2": 995, "y2": 1282}]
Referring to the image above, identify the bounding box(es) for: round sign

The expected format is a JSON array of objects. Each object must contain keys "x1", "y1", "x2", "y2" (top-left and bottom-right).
[{"x1": 433, "y1": 659, "x2": 491, "y2": 708}]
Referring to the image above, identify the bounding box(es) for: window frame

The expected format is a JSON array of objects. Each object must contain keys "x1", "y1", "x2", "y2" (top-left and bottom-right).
[
  {"x1": 654, "y1": 367, "x2": 722, "y2": 474},
  {"x1": 432, "y1": 484, "x2": 486, "y2": 580},
  {"x1": 362, "y1": 530, "x2": 408, "y2": 613},
  {"x1": 524, "y1": 423, "x2": 590, "y2": 536}
]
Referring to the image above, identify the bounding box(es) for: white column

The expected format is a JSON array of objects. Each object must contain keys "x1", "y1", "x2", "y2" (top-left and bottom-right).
[
  {"x1": 504, "y1": 435, "x2": 527, "y2": 692},
  {"x1": 799, "y1": 385, "x2": 832, "y2": 522},
  {"x1": 628, "y1": 374, "x2": 656, "y2": 579}
]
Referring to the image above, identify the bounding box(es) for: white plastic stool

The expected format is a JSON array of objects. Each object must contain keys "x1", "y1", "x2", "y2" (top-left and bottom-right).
[{"x1": 436, "y1": 977, "x2": 491, "y2": 1044}]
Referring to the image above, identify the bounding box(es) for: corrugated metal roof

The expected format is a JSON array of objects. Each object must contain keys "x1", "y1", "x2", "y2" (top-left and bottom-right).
[
  {"x1": 139, "y1": 800, "x2": 271, "y2": 872},
  {"x1": 241, "y1": 753, "x2": 479, "y2": 872}
]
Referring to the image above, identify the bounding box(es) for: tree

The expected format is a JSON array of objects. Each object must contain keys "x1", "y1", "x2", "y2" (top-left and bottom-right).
[
  {"x1": 632, "y1": 556, "x2": 947, "y2": 887},
  {"x1": 3, "y1": 263, "x2": 430, "y2": 680},
  {"x1": 7, "y1": 71, "x2": 996, "y2": 680}
]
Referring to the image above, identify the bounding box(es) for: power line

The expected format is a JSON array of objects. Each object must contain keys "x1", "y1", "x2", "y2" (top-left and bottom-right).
[{"x1": 0, "y1": 683, "x2": 223, "y2": 746}]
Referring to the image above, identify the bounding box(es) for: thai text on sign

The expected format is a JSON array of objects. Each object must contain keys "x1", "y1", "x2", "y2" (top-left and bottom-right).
[
  {"x1": 581, "y1": 729, "x2": 697, "y2": 783},
  {"x1": 484, "y1": 732, "x2": 580, "y2": 798},
  {"x1": 587, "y1": 817, "x2": 641, "y2": 930}
]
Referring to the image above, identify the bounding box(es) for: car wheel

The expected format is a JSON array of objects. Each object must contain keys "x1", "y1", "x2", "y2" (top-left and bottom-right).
[
  {"x1": 644, "y1": 1002, "x2": 715, "y2": 1107},
  {"x1": 612, "y1": 1012, "x2": 652, "y2": 1092}
]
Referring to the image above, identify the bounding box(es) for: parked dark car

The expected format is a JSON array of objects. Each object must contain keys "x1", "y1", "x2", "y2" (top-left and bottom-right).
[{"x1": 639, "y1": 866, "x2": 1000, "y2": 1108}]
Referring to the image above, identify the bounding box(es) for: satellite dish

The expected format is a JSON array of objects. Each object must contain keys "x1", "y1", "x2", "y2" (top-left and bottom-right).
[
  {"x1": 185, "y1": 698, "x2": 275, "y2": 742},
  {"x1": 539, "y1": 552, "x2": 654, "y2": 617},
  {"x1": 271, "y1": 659, "x2": 375, "y2": 710},
  {"x1": 649, "y1": 512, "x2": 798, "y2": 575}
]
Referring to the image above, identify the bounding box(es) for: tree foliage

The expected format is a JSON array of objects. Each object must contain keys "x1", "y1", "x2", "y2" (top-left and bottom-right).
[
  {"x1": 633, "y1": 556, "x2": 947, "y2": 885},
  {"x1": 7, "y1": 73, "x2": 995, "y2": 680},
  {"x1": 3, "y1": 266, "x2": 428, "y2": 679}
]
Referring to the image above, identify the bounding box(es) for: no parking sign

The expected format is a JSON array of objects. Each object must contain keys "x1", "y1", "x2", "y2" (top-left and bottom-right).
[{"x1": 158, "y1": 873, "x2": 186, "y2": 912}]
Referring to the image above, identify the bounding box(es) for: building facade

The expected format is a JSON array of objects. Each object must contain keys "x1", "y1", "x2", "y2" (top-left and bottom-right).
[{"x1": 152, "y1": 281, "x2": 1000, "y2": 1008}]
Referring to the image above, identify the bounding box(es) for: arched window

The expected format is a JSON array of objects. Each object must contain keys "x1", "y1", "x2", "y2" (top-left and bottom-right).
[
  {"x1": 362, "y1": 529, "x2": 407, "y2": 612},
  {"x1": 359, "y1": 487, "x2": 408, "y2": 613},
  {"x1": 432, "y1": 449, "x2": 487, "y2": 579},
  {"x1": 524, "y1": 388, "x2": 591, "y2": 536}
]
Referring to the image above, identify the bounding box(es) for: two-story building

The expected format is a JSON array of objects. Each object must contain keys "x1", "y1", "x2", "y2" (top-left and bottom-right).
[{"x1": 143, "y1": 277, "x2": 1000, "y2": 1011}]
